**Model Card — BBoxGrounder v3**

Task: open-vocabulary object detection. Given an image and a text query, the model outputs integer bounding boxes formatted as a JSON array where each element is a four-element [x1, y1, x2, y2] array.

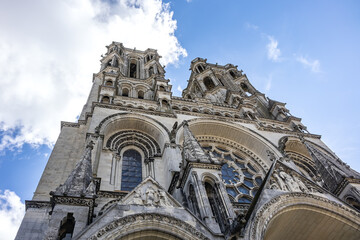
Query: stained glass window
[[226, 187, 237, 198], [237, 185, 250, 195], [203, 144, 264, 205], [221, 164, 239, 184], [121, 149, 142, 191]]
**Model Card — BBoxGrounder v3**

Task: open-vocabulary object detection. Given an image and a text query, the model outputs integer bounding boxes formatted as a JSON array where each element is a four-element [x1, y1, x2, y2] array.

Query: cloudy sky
[[0, 0, 359, 238]]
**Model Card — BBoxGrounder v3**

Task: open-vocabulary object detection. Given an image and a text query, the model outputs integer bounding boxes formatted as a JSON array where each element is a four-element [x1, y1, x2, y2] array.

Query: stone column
[[93, 136, 103, 176]]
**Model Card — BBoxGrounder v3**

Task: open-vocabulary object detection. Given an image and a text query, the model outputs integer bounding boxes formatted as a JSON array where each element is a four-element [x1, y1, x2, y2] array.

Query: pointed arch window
[[205, 182, 228, 233], [129, 62, 137, 78], [188, 184, 201, 218], [121, 149, 142, 191], [58, 213, 75, 240], [149, 66, 154, 76], [204, 77, 215, 90]]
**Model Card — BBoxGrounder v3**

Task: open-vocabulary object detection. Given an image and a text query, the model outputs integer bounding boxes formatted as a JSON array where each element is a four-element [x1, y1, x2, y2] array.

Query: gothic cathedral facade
[[16, 43, 360, 240]]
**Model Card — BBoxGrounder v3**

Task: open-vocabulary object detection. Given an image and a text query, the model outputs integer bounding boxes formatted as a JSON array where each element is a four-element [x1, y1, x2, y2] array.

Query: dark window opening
[[230, 71, 236, 79], [130, 63, 137, 78], [204, 77, 215, 90], [138, 90, 144, 99], [205, 182, 229, 233], [121, 149, 142, 191], [102, 96, 110, 104], [189, 184, 201, 218], [159, 86, 165, 91], [197, 64, 204, 73], [240, 83, 252, 96], [162, 100, 170, 109], [58, 213, 75, 240], [122, 88, 129, 97], [105, 80, 113, 86], [346, 196, 360, 211], [149, 67, 154, 76]]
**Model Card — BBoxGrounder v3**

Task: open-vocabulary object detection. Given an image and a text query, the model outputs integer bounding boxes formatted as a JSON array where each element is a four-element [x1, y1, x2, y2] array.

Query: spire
[[52, 141, 96, 198], [182, 121, 219, 164]]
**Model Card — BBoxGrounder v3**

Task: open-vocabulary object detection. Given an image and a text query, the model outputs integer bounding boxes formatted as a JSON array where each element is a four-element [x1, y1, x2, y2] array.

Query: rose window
[[203, 145, 264, 204]]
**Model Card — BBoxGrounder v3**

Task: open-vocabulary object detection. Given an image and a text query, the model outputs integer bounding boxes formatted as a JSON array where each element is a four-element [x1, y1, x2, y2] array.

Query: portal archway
[[250, 193, 360, 240]]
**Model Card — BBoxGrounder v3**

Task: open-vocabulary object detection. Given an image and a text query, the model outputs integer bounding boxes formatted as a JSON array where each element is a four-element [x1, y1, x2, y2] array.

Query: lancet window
[[205, 182, 228, 233], [188, 184, 201, 218], [121, 149, 142, 191], [129, 62, 137, 78]]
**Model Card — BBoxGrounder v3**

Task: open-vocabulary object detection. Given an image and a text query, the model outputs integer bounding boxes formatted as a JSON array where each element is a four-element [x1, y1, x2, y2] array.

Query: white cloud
[[0, 0, 187, 150], [0, 190, 25, 240], [177, 85, 183, 93], [296, 56, 320, 73], [245, 22, 259, 30], [266, 36, 281, 62]]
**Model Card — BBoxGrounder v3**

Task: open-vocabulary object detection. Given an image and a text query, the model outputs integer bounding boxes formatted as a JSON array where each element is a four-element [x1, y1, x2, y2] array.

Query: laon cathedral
[[16, 42, 360, 240]]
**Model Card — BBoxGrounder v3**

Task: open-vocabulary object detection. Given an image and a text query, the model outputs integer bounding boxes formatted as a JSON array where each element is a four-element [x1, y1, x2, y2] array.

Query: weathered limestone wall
[[33, 124, 89, 201]]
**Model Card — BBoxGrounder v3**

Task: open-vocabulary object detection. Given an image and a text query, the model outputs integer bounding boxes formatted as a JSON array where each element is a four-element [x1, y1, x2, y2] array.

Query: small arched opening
[[149, 66, 154, 76], [204, 77, 215, 90], [105, 80, 113, 86], [161, 100, 170, 110], [102, 96, 110, 104], [241, 83, 252, 96], [58, 213, 75, 240], [138, 90, 144, 99], [345, 196, 360, 211], [122, 88, 129, 97], [129, 62, 137, 78]]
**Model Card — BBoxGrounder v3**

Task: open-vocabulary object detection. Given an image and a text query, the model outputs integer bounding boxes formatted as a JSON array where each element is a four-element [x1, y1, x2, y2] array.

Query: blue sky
[[0, 0, 359, 238]]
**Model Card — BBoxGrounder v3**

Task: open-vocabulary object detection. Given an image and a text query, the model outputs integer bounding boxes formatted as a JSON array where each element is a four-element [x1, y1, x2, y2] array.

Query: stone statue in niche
[[293, 175, 309, 193], [271, 167, 315, 193], [269, 178, 280, 190], [273, 171, 287, 191], [278, 167, 299, 192]]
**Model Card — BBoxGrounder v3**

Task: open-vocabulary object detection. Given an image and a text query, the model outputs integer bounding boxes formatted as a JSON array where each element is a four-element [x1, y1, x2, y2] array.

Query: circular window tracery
[[202, 144, 264, 204]]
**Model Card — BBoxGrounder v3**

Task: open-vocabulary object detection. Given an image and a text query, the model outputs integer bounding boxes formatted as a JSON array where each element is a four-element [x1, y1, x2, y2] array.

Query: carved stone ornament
[[121, 176, 182, 208], [25, 200, 51, 210], [268, 162, 323, 194]]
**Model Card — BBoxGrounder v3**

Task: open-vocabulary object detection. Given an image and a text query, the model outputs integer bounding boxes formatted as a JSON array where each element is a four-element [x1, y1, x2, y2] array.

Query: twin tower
[[16, 42, 360, 240]]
